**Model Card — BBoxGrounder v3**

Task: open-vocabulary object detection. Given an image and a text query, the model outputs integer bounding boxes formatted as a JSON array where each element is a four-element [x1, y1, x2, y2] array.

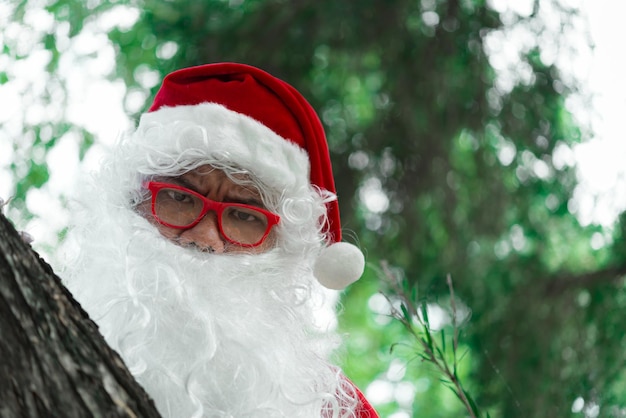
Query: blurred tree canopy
[[3, 0, 626, 416]]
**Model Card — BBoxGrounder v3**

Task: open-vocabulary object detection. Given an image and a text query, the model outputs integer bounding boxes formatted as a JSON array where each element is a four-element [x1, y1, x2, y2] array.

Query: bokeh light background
[[1, 0, 624, 260]]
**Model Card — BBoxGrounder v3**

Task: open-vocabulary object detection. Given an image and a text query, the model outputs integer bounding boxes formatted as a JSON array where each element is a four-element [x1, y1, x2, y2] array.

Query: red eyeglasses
[[144, 181, 280, 247]]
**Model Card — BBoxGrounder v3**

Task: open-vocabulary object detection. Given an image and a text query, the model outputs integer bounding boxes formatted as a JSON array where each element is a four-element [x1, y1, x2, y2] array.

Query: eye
[[225, 206, 269, 227], [232, 209, 262, 223], [166, 190, 193, 203]]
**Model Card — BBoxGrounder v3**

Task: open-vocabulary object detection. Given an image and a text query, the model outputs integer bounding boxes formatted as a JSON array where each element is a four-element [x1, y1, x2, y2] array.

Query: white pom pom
[[313, 242, 365, 290]]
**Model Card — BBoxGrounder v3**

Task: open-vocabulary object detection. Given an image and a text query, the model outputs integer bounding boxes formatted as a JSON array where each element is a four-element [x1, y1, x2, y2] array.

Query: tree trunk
[[0, 213, 161, 418]]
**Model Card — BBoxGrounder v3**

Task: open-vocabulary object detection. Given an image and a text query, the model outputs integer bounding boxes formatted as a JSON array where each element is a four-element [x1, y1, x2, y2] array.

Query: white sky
[[0, 0, 625, 257], [570, 1, 626, 226], [485, 0, 626, 227]]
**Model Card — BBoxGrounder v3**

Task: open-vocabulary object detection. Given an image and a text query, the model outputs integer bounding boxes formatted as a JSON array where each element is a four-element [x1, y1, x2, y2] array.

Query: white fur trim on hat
[[134, 102, 311, 194]]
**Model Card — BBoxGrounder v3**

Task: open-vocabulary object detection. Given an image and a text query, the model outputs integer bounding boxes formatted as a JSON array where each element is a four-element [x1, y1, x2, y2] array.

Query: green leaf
[[441, 327, 446, 354], [400, 303, 411, 324]]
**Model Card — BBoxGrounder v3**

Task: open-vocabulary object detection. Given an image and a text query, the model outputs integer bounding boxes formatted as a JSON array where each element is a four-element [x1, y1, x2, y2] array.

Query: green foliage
[[5, 0, 626, 416]]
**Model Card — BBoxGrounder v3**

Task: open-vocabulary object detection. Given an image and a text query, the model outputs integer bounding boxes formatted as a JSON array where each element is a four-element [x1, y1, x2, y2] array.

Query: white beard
[[60, 206, 358, 418]]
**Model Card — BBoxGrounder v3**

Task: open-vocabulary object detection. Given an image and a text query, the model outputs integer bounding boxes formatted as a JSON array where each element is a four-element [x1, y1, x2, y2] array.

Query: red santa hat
[[144, 62, 364, 290]]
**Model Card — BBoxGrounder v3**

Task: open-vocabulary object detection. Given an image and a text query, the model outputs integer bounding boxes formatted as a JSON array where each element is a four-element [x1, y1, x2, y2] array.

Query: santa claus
[[61, 63, 378, 417]]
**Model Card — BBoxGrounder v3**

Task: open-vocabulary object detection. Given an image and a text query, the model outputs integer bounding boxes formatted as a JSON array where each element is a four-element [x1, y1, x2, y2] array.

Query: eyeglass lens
[[154, 188, 270, 245]]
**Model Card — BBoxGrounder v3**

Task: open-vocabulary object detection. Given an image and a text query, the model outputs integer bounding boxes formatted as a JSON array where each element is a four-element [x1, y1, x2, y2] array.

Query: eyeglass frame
[[143, 181, 281, 248]]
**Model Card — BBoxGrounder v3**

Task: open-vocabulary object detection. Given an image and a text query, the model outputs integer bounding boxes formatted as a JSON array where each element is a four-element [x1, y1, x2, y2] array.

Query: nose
[[177, 212, 225, 253]]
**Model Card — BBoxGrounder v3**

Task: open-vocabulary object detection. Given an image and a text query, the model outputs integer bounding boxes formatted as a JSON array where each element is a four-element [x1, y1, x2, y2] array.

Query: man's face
[[137, 165, 277, 254]]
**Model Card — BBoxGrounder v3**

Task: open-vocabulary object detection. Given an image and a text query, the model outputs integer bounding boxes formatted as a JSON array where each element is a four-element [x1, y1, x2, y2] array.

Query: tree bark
[[0, 213, 161, 418], [545, 264, 626, 295]]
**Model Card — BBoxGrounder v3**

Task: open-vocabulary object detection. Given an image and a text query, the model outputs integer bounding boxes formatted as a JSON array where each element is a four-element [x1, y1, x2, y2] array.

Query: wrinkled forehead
[[165, 164, 250, 185], [160, 165, 265, 202]]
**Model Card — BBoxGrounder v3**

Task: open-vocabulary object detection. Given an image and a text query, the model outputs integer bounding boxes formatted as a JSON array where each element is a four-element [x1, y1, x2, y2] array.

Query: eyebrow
[[164, 176, 194, 189]]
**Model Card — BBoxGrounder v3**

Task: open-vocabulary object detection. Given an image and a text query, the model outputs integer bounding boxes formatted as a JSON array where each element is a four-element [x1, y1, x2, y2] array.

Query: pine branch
[[381, 261, 488, 418]]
